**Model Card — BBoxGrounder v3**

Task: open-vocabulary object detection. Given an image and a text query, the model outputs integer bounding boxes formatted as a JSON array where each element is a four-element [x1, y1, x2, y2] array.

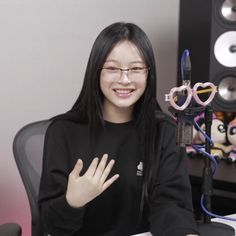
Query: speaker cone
[[221, 0, 236, 22], [218, 76, 236, 101], [214, 31, 236, 67]]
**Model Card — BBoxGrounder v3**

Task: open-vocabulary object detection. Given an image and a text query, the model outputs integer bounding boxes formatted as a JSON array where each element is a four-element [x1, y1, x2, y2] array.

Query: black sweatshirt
[[38, 114, 199, 236]]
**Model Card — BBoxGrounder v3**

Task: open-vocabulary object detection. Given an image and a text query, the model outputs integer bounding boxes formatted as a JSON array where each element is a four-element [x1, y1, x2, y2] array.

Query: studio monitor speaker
[[178, 0, 236, 112]]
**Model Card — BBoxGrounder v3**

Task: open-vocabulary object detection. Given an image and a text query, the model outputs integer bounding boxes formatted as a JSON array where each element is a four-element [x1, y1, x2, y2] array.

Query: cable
[[192, 144, 217, 174], [194, 119, 214, 147], [201, 195, 236, 222]]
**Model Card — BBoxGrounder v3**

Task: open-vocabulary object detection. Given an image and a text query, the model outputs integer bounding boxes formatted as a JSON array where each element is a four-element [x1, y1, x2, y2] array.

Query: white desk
[[131, 233, 152, 236], [131, 214, 236, 236], [212, 213, 236, 232]]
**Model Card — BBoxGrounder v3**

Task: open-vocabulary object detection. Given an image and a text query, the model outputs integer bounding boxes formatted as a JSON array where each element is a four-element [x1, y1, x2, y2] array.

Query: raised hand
[[66, 153, 119, 208]]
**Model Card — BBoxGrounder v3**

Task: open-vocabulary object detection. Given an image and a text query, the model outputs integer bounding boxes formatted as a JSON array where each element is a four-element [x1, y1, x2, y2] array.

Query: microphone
[[177, 51, 192, 105], [183, 53, 191, 85], [176, 51, 194, 147]]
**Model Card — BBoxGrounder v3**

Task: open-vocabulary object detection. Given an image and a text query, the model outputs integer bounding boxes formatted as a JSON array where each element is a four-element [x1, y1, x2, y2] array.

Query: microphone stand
[[197, 106, 235, 235], [168, 105, 235, 235]]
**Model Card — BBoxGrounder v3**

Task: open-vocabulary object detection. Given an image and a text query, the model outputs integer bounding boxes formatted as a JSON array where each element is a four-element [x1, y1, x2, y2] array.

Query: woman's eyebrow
[[104, 59, 145, 64], [104, 59, 117, 63]]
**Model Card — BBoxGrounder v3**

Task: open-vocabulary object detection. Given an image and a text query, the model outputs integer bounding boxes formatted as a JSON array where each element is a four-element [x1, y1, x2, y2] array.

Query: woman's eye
[[106, 67, 119, 71], [131, 67, 142, 71]]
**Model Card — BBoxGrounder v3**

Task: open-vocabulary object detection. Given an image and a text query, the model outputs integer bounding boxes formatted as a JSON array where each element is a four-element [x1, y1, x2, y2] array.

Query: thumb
[[70, 159, 83, 179]]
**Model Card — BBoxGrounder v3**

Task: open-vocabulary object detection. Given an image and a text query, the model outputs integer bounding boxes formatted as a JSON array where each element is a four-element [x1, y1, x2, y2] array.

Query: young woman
[[38, 22, 199, 236]]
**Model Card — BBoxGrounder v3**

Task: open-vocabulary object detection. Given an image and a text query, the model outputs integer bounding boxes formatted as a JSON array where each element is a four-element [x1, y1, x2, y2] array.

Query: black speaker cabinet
[[178, 0, 236, 112]]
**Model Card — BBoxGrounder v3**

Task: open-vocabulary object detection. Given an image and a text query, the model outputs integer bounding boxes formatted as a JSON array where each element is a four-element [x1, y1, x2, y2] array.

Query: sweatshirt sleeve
[[38, 120, 85, 236], [149, 121, 199, 236]]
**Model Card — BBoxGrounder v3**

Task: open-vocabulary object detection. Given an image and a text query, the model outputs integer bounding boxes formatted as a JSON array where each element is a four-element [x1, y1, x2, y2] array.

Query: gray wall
[[0, 1, 179, 235]]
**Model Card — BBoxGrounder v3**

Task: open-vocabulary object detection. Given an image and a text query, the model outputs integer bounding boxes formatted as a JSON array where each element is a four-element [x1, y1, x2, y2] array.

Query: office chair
[[13, 120, 51, 236], [0, 223, 22, 236]]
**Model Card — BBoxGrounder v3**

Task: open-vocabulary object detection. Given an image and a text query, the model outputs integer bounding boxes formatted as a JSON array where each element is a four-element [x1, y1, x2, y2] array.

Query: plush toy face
[[227, 119, 236, 145], [199, 119, 226, 144]]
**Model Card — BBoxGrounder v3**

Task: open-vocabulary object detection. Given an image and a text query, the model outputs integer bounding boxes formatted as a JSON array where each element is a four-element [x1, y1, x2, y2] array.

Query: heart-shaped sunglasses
[[165, 82, 217, 111]]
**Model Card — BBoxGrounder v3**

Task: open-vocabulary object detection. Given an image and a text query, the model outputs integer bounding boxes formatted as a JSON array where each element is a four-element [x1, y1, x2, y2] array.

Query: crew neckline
[[104, 120, 134, 127]]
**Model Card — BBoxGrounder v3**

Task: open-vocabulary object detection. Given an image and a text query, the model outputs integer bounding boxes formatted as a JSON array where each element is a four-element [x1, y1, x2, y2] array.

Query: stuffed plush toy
[[198, 117, 229, 161], [226, 117, 236, 163]]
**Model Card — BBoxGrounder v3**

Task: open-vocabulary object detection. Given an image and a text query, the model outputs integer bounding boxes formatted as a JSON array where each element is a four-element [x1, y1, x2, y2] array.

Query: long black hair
[[56, 22, 162, 207]]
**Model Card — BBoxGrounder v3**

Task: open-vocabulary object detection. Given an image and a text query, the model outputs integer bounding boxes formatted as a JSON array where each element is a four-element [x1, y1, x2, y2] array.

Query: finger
[[100, 159, 115, 184], [84, 157, 99, 177], [93, 154, 108, 180], [102, 174, 119, 192], [69, 159, 83, 179]]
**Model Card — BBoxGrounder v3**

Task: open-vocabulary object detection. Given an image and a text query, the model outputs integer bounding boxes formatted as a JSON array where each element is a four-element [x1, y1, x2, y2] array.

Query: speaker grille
[[214, 31, 236, 67], [218, 76, 236, 101], [221, 0, 236, 22]]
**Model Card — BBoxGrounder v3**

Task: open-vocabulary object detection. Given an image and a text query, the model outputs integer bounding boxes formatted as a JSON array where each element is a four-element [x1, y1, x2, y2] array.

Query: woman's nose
[[118, 70, 131, 84]]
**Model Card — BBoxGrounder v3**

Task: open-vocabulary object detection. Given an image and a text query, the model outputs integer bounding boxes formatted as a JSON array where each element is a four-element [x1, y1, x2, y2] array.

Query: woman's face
[[100, 40, 148, 120]]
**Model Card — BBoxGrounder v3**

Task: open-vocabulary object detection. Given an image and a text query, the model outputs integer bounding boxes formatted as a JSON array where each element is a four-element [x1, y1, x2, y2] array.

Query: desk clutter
[[186, 111, 236, 164]]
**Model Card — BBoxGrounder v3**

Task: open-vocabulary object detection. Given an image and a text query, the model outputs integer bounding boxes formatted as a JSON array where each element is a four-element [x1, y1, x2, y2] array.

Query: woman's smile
[[113, 88, 135, 98]]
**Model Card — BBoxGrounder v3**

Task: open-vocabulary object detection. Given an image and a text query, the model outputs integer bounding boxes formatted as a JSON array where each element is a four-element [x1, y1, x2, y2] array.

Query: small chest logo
[[136, 161, 143, 176]]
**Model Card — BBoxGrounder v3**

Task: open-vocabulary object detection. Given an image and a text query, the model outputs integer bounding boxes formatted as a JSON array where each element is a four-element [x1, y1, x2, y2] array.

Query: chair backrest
[[0, 223, 22, 236], [13, 120, 51, 236]]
